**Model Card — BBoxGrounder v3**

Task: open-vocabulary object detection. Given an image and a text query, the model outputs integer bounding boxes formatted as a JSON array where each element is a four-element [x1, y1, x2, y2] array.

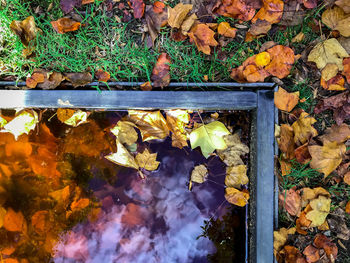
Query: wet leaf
[[4, 208, 25, 232], [49, 186, 71, 208], [95, 69, 110, 82], [135, 149, 160, 171], [167, 3, 193, 28], [217, 133, 249, 166], [224, 188, 249, 206], [214, 0, 256, 21], [10, 16, 40, 47], [51, 18, 81, 34], [64, 72, 92, 87], [309, 141, 346, 176], [1, 110, 39, 140], [71, 198, 90, 211], [151, 53, 171, 87], [291, 112, 317, 145], [105, 140, 139, 170], [190, 121, 230, 158], [274, 87, 299, 112], [166, 109, 189, 149], [190, 164, 208, 184], [308, 38, 348, 71], [218, 22, 237, 38], [26, 72, 45, 89], [306, 195, 331, 226], [128, 110, 169, 141], [188, 24, 218, 55], [31, 210, 51, 234], [57, 109, 88, 127], [111, 121, 138, 146], [279, 188, 302, 216], [265, 45, 295, 79], [225, 165, 248, 188], [129, 0, 145, 18]]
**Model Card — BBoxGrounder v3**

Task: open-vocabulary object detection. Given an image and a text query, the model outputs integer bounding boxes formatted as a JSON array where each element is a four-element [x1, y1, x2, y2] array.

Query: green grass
[[289, 79, 316, 112]]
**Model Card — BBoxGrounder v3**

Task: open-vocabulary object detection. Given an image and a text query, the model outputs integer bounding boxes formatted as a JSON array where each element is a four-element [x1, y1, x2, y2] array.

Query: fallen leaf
[[309, 141, 346, 176], [252, 0, 284, 24], [303, 245, 320, 263], [181, 13, 197, 34], [308, 38, 348, 71], [140, 81, 152, 91], [296, 206, 312, 235], [225, 188, 249, 206], [320, 123, 350, 143], [145, 5, 168, 46], [189, 121, 231, 158], [71, 198, 90, 211], [321, 63, 339, 81], [188, 23, 218, 55], [336, 0, 350, 13], [26, 72, 45, 89], [167, 3, 193, 28], [306, 195, 331, 226], [292, 112, 317, 146], [190, 164, 208, 184], [166, 109, 189, 149], [111, 121, 138, 146], [303, 0, 317, 9], [214, 0, 256, 21], [135, 149, 160, 171], [57, 109, 88, 127], [295, 143, 311, 164], [277, 124, 295, 159], [1, 110, 38, 140], [301, 187, 330, 207], [4, 208, 25, 232], [105, 140, 139, 169], [280, 246, 307, 263], [279, 188, 302, 216], [265, 45, 295, 79], [60, 0, 81, 13], [36, 70, 64, 90], [218, 22, 237, 38], [321, 75, 345, 91], [225, 165, 248, 188], [217, 133, 250, 166], [346, 200, 350, 214], [0, 116, 7, 128], [129, 0, 145, 18], [64, 72, 92, 87], [292, 32, 305, 43], [343, 57, 350, 83], [273, 227, 296, 253], [10, 16, 39, 47], [151, 53, 171, 87], [274, 87, 299, 112], [242, 64, 269, 82], [0, 206, 6, 228], [153, 1, 165, 13], [95, 69, 110, 82], [313, 234, 338, 262], [51, 18, 81, 34], [322, 6, 350, 37], [31, 210, 51, 234], [128, 110, 169, 141], [255, 51, 271, 67], [245, 19, 272, 40]]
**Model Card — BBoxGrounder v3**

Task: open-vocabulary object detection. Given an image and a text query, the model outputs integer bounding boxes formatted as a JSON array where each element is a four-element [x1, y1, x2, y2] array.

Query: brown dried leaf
[[278, 124, 295, 159], [151, 53, 171, 87], [135, 148, 160, 171], [252, 0, 284, 24], [274, 87, 299, 112], [167, 3, 193, 28], [292, 112, 317, 145], [51, 18, 81, 34], [36, 70, 64, 90], [320, 123, 350, 144], [321, 74, 346, 91], [303, 245, 320, 263], [95, 69, 110, 82], [129, 0, 145, 19], [336, 0, 350, 13], [225, 165, 248, 188], [214, 0, 256, 21], [64, 72, 92, 87], [295, 143, 311, 164], [280, 245, 307, 263], [26, 72, 45, 89], [145, 5, 168, 46], [188, 23, 218, 55], [313, 234, 338, 262], [279, 188, 302, 216], [10, 16, 40, 47], [218, 22, 237, 38]]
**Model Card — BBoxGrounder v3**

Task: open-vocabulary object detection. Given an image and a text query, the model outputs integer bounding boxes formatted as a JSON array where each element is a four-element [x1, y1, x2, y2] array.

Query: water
[[0, 110, 248, 263]]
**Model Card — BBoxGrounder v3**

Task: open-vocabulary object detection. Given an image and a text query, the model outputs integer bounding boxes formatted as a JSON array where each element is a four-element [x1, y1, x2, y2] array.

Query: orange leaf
[[31, 210, 51, 234], [151, 53, 171, 87], [26, 72, 45, 89], [140, 81, 152, 91], [218, 22, 237, 38], [344, 172, 350, 185], [274, 87, 299, 112], [303, 0, 317, 8], [242, 64, 269, 82], [51, 18, 81, 34], [214, 0, 256, 21], [278, 124, 295, 159], [313, 234, 338, 262], [95, 69, 110, 82], [225, 188, 249, 206], [279, 188, 301, 216], [292, 112, 317, 145], [128, 0, 145, 19], [71, 198, 90, 211], [303, 245, 320, 263], [321, 74, 345, 90], [4, 208, 25, 232], [342, 57, 350, 83], [188, 24, 218, 55], [3, 259, 19, 263], [265, 45, 295, 79], [153, 1, 165, 13], [281, 246, 307, 263], [295, 143, 311, 164], [345, 200, 350, 214], [5, 141, 32, 158], [252, 0, 284, 24]]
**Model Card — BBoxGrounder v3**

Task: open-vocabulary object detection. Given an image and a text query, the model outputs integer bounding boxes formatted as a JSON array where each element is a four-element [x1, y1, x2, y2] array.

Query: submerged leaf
[[57, 109, 88, 127], [217, 133, 250, 166], [190, 121, 230, 158], [4, 208, 25, 232], [1, 111, 38, 140]]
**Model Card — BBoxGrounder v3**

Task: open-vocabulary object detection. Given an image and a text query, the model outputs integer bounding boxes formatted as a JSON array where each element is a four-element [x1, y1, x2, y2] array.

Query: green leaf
[[189, 121, 230, 158]]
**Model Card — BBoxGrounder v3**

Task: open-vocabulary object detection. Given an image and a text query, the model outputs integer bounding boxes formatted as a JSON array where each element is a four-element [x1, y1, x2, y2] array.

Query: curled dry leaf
[[303, 245, 320, 263], [214, 0, 256, 21], [95, 69, 110, 82], [128, 110, 169, 141], [111, 121, 138, 146], [166, 109, 189, 149], [190, 164, 208, 184], [292, 112, 317, 146], [64, 72, 92, 87], [167, 3, 193, 28], [274, 87, 299, 112], [189, 121, 230, 158], [4, 208, 25, 232], [225, 165, 248, 188], [57, 109, 88, 127], [181, 13, 197, 35], [306, 195, 331, 227], [309, 141, 346, 176], [129, 0, 145, 19], [1, 110, 38, 140], [225, 188, 249, 206], [51, 18, 81, 34], [26, 72, 45, 89], [135, 149, 160, 171], [320, 123, 350, 144], [35, 70, 64, 90], [188, 24, 218, 55], [279, 188, 302, 216], [151, 53, 171, 87], [218, 22, 237, 38], [308, 38, 348, 71], [10, 16, 40, 47]]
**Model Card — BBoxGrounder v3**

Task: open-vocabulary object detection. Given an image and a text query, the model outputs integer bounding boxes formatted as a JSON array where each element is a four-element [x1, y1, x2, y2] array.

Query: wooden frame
[[0, 89, 276, 263]]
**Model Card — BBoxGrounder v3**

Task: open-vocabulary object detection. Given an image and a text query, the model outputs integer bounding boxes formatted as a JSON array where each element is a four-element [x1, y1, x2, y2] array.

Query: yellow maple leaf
[[166, 110, 189, 149], [105, 140, 139, 170], [291, 112, 318, 145], [306, 195, 331, 227], [111, 121, 138, 146], [225, 165, 248, 188], [1, 110, 38, 140], [225, 187, 249, 207], [135, 149, 160, 171]]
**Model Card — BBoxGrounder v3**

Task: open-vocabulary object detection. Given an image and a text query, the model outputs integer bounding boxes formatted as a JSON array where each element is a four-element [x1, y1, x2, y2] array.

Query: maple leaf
[[57, 109, 88, 127], [111, 121, 138, 146], [151, 53, 171, 87], [189, 164, 208, 190], [291, 112, 317, 145], [189, 121, 230, 158], [51, 18, 81, 34], [225, 187, 249, 206], [166, 109, 189, 149], [167, 3, 193, 28], [128, 110, 169, 141], [274, 87, 299, 112], [1, 110, 39, 140], [225, 165, 248, 188], [135, 148, 160, 171], [105, 140, 139, 170], [309, 141, 346, 176], [308, 38, 348, 71], [188, 24, 218, 55]]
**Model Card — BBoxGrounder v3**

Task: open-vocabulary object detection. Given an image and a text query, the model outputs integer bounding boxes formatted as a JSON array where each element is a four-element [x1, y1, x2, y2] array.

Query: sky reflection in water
[[53, 139, 229, 263]]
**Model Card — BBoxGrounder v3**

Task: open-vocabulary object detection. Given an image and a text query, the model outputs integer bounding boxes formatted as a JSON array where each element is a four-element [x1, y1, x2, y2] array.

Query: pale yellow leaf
[[225, 165, 248, 188], [111, 121, 138, 145], [135, 148, 160, 171], [1, 110, 38, 140], [105, 140, 139, 169], [190, 164, 208, 184]]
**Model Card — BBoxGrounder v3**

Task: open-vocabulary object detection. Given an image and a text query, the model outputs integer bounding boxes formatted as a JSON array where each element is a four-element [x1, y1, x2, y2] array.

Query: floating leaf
[[31, 210, 51, 234], [71, 198, 90, 211], [111, 121, 138, 146], [57, 109, 88, 127], [128, 110, 169, 141], [135, 149, 160, 171], [217, 133, 249, 166], [225, 165, 248, 188], [1, 110, 39, 140], [274, 87, 299, 112], [190, 121, 230, 158], [0, 206, 6, 228], [105, 140, 139, 170], [190, 164, 208, 184], [51, 18, 81, 34], [166, 109, 189, 149], [225, 188, 249, 206]]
